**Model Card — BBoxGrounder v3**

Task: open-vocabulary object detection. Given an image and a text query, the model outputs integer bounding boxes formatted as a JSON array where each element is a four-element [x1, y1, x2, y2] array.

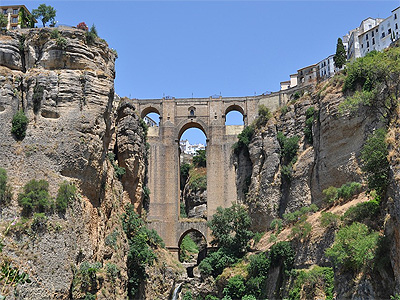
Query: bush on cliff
[[56, 181, 76, 213], [18, 179, 52, 216], [11, 110, 28, 141], [121, 204, 164, 298], [0, 168, 13, 205]]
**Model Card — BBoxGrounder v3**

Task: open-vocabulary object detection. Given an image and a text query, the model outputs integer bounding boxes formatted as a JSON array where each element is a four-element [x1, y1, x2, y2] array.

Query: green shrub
[[254, 104, 272, 128], [121, 204, 162, 298], [56, 36, 67, 49], [199, 249, 237, 278], [180, 235, 199, 262], [342, 200, 380, 225], [32, 83, 44, 114], [180, 202, 187, 218], [289, 266, 334, 300], [277, 132, 300, 164], [270, 218, 283, 234], [248, 252, 270, 279], [320, 212, 340, 228], [0, 168, 13, 205], [253, 231, 264, 244], [56, 181, 76, 213], [291, 216, 312, 240], [107, 152, 126, 180], [323, 186, 338, 204], [183, 291, 193, 300], [361, 129, 389, 195], [31, 212, 47, 232], [304, 107, 315, 144], [50, 28, 59, 39], [269, 241, 294, 272], [105, 230, 119, 248], [325, 222, 379, 271], [84, 293, 96, 300], [106, 263, 120, 283], [208, 203, 253, 257], [85, 24, 98, 44], [223, 275, 246, 300], [188, 169, 207, 191], [233, 125, 255, 155], [283, 204, 318, 224], [193, 149, 206, 168], [323, 182, 362, 204], [18, 179, 52, 216], [280, 105, 289, 115], [76, 261, 102, 293], [11, 110, 28, 140]]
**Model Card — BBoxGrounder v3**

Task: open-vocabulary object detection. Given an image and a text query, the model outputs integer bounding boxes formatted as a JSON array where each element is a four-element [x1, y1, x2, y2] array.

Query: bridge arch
[[140, 105, 162, 119], [177, 119, 208, 141], [224, 104, 245, 116], [178, 228, 208, 265]]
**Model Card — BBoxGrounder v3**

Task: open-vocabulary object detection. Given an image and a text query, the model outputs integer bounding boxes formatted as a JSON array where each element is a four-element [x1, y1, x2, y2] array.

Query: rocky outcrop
[[182, 168, 207, 219], [0, 27, 145, 299]]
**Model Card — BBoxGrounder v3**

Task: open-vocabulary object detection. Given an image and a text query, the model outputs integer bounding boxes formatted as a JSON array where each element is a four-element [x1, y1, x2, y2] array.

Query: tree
[[193, 149, 206, 168], [208, 203, 253, 256], [0, 12, 7, 29], [333, 38, 346, 69], [32, 4, 56, 27]]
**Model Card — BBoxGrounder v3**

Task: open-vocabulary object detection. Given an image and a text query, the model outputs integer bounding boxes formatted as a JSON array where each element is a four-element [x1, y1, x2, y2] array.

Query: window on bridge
[[178, 230, 207, 276], [179, 127, 207, 220]]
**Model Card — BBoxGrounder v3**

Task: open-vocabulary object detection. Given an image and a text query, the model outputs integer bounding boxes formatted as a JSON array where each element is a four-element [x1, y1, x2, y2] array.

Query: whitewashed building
[[180, 140, 206, 155], [318, 55, 335, 79], [346, 18, 384, 61], [359, 7, 400, 57]]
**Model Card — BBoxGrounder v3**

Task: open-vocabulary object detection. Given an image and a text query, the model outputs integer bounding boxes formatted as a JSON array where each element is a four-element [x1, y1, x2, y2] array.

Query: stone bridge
[[132, 92, 291, 253]]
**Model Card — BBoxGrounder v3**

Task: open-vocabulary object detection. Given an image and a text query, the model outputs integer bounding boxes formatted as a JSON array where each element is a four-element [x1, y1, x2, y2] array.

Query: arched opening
[[225, 105, 245, 135], [178, 124, 207, 220], [178, 229, 207, 277], [141, 107, 161, 136]]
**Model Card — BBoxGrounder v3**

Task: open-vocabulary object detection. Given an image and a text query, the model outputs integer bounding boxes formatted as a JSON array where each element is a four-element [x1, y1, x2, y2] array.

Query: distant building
[[297, 64, 318, 86], [144, 115, 157, 127], [180, 140, 206, 155], [318, 55, 335, 80], [344, 17, 384, 61], [0, 5, 36, 30]]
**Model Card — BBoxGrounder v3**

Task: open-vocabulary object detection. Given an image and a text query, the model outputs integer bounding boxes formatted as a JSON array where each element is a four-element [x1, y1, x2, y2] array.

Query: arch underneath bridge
[[132, 94, 284, 250]]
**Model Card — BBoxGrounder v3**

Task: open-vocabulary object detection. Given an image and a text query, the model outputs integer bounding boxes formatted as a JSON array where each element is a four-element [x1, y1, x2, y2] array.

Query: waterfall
[[171, 282, 183, 300]]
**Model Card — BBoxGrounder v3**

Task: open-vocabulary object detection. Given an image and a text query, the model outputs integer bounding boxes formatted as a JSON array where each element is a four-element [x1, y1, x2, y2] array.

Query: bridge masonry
[[132, 90, 297, 251]]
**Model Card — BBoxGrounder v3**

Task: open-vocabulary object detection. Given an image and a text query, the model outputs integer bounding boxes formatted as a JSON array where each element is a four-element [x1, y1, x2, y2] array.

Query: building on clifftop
[[0, 5, 36, 30]]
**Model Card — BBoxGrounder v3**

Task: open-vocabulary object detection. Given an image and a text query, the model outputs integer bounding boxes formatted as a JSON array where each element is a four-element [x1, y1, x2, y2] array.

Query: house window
[[367, 41, 370, 47], [388, 28, 392, 35], [396, 13, 398, 20], [396, 23, 398, 30], [366, 34, 368, 40], [12, 17, 18, 23], [361, 44, 364, 48], [372, 38, 375, 45], [3, 9, 7, 15], [372, 31, 374, 37], [382, 32, 386, 38], [12, 26, 17, 29], [13, 9, 18, 14], [189, 109, 195, 116], [376, 28, 379, 32]]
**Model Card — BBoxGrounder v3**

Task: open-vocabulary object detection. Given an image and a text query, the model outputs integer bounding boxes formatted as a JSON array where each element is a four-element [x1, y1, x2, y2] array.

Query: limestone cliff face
[[0, 27, 146, 299], [244, 82, 376, 232], [236, 78, 397, 299]]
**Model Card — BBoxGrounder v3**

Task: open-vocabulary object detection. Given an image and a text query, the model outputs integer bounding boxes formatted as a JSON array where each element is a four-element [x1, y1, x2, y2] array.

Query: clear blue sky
[[4, 0, 400, 144]]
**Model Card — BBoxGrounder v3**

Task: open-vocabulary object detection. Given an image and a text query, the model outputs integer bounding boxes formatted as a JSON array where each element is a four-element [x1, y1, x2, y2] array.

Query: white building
[[345, 18, 384, 61], [180, 140, 206, 155], [318, 55, 335, 80], [144, 115, 157, 127], [359, 7, 400, 57]]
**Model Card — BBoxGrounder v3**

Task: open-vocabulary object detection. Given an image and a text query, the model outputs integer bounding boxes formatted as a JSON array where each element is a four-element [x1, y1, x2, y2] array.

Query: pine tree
[[334, 38, 346, 69]]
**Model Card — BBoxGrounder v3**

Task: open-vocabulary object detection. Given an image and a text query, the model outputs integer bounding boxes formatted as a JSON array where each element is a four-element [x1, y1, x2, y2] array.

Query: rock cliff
[[0, 27, 150, 299]]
